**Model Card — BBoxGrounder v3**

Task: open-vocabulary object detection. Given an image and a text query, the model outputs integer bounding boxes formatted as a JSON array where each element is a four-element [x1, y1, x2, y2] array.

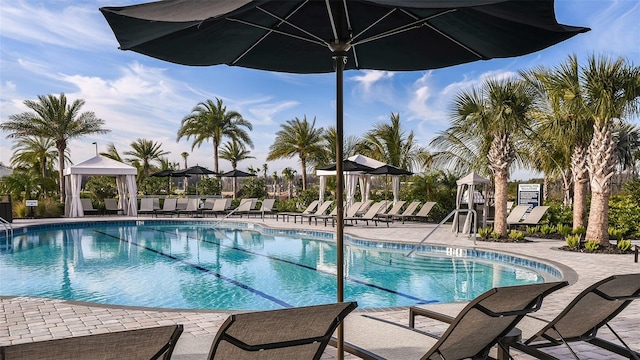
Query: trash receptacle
[[0, 194, 13, 223]]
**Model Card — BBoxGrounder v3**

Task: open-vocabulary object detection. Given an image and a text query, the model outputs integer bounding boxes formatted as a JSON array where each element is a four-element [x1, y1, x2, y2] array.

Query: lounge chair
[[313, 203, 339, 226], [409, 201, 437, 222], [249, 198, 276, 218], [207, 302, 357, 360], [103, 198, 123, 215], [176, 198, 188, 211], [376, 200, 406, 221], [506, 205, 531, 227], [201, 198, 231, 217], [0, 324, 183, 360], [511, 273, 640, 360], [199, 198, 217, 213], [340, 281, 567, 360], [138, 198, 157, 217], [277, 200, 319, 222], [355, 199, 374, 216], [294, 200, 333, 224], [517, 205, 550, 226], [176, 198, 200, 217], [324, 201, 363, 227], [391, 201, 421, 224], [155, 198, 177, 217], [80, 198, 99, 216], [344, 202, 391, 227], [227, 198, 255, 217]]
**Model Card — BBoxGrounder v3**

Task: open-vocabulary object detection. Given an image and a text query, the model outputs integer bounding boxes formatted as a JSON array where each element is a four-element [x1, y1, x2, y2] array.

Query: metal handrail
[[405, 208, 477, 257], [209, 206, 241, 228], [0, 216, 13, 249]]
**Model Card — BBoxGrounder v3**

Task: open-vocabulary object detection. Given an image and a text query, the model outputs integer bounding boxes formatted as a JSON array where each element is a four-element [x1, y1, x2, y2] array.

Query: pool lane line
[[151, 227, 437, 305], [93, 229, 293, 308]]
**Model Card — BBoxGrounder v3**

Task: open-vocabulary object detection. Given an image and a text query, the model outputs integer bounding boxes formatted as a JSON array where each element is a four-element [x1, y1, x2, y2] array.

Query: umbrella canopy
[[219, 169, 256, 178], [181, 165, 217, 175], [150, 169, 191, 178], [100, 2, 588, 356], [318, 160, 374, 172], [368, 164, 413, 176]]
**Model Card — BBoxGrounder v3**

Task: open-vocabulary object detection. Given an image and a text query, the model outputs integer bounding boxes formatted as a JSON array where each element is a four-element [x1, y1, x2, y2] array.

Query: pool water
[[0, 223, 548, 310]]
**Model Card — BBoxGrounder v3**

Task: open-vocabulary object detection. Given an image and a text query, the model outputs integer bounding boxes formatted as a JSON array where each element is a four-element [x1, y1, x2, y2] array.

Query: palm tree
[[177, 98, 253, 173], [0, 93, 109, 201], [219, 139, 255, 197], [442, 78, 536, 236], [313, 126, 360, 166], [100, 143, 124, 162], [282, 167, 296, 199], [521, 55, 593, 230], [10, 136, 63, 178], [123, 138, 169, 180], [267, 116, 325, 191], [356, 113, 429, 171], [582, 55, 640, 246]]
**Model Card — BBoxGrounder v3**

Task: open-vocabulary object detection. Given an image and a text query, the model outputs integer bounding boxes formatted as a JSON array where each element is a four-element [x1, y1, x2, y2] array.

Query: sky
[[1, 0, 639, 180]]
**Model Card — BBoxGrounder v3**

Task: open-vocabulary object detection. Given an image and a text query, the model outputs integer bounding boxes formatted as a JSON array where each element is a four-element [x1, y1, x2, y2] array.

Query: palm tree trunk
[[562, 168, 572, 207], [571, 144, 589, 230], [213, 142, 219, 173], [300, 157, 307, 191], [488, 133, 514, 237], [57, 144, 65, 202], [586, 123, 616, 246]]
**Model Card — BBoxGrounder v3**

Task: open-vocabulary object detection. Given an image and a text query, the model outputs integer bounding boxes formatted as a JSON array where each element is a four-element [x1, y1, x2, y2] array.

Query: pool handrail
[[405, 208, 477, 257]]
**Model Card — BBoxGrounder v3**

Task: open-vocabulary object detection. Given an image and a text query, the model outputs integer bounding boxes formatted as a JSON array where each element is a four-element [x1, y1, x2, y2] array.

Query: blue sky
[[1, 0, 639, 179]]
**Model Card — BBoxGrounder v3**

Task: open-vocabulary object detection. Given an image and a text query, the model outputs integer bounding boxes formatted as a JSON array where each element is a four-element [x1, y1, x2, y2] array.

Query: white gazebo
[[452, 172, 490, 234], [316, 154, 386, 207], [64, 155, 138, 217]]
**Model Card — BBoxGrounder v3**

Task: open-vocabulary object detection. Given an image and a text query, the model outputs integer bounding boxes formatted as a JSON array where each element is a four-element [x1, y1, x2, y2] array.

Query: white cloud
[[246, 101, 299, 125]]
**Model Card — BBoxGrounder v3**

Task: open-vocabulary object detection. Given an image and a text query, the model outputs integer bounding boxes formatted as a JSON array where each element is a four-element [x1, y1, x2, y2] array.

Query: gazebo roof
[[64, 155, 137, 176]]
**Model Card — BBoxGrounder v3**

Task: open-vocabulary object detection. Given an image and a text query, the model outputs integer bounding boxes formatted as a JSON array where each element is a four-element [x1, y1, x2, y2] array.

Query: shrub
[[508, 230, 525, 241], [565, 234, 581, 249], [617, 239, 632, 252], [478, 227, 492, 238], [608, 228, 625, 241], [544, 201, 572, 226], [584, 240, 600, 252], [608, 195, 640, 239], [525, 226, 540, 234], [490, 231, 501, 239], [572, 226, 586, 236], [557, 223, 573, 237], [540, 224, 556, 235]]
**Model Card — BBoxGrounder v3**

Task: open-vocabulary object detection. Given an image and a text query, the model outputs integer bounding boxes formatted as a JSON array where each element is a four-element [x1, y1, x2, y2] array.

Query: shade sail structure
[[100, 2, 588, 356], [63, 156, 138, 217]]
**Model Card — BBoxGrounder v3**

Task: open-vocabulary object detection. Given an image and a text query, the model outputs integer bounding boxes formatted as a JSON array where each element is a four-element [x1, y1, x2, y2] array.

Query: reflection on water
[[0, 224, 545, 310]]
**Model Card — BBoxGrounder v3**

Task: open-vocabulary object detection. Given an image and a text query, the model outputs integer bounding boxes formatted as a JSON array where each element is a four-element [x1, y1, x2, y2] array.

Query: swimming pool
[[0, 221, 560, 310]]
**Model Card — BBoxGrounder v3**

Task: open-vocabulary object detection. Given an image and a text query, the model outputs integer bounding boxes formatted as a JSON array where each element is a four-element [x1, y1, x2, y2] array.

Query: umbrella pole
[[334, 50, 346, 360]]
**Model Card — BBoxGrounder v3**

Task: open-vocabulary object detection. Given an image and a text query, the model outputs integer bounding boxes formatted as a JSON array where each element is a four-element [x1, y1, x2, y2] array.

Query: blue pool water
[[0, 221, 558, 310]]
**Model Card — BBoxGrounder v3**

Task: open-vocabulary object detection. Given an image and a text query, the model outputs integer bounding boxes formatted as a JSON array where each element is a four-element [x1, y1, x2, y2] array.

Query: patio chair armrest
[[409, 306, 455, 328]]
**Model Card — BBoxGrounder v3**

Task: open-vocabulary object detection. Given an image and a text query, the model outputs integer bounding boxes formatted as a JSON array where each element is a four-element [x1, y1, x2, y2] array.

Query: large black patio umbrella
[[150, 169, 190, 193], [100, 1, 588, 355], [368, 164, 413, 202], [219, 169, 256, 199], [318, 159, 374, 172]]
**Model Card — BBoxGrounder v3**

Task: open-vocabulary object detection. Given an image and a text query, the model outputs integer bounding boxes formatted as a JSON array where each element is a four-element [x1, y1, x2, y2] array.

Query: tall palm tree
[[314, 126, 361, 166], [443, 78, 536, 236], [0, 93, 109, 201], [181, 152, 189, 169], [123, 138, 169, 181], [521, 55, 593, 230], [282, 167, 297, 199], [219, 139, 255, 197], [177, 98, 253, 173], [356, 113, 428, 171], [10, 136, 63, 177], [267, 116, 325, 191], [582, 55, 640, 246]]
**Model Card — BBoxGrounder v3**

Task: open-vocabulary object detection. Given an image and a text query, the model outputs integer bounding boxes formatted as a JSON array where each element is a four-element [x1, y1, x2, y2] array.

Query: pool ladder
[[405, 208, 477, 257], [0, 216, 13, 252]]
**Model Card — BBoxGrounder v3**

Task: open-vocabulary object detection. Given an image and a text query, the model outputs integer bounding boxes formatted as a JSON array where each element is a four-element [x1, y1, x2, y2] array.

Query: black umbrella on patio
[[318, 160, 374, 172], [181, 165, 217, 176], [368, 165, 413, 202], [100, 2, 588, 355], [150, 169, 191, 193], [219, 169, 256, 199]]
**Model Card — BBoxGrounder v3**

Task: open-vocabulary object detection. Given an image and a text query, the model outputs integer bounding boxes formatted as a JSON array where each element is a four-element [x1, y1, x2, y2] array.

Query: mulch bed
[[557, 245, 636, 255], [476, 233, 637, 255]]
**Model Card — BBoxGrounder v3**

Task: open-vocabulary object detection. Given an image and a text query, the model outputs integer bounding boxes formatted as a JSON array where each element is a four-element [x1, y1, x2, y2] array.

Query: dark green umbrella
[[100, 2, 588, 355]]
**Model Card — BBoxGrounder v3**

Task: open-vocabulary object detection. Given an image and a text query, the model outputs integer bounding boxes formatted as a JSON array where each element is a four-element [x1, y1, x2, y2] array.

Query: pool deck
[[2, 215, 639, 359]]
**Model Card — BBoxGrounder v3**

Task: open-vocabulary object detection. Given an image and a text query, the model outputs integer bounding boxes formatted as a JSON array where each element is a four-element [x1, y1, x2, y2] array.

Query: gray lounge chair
[[512, 273, 640, 360], [518, 205, 550, 226], [391, 201, 421, 224], [409, 201, 437, 222], [137, 198, 157, 217], [207, 302, 357, 360], [156, 198, 177, 217], [248, 198, 276, 218], [341, 281, 567, 360], [277, 200, 319, 222], [201, 198, 231, 217], [344, 202, 391, 226], [103, 198, 122, 215], [375, 200, 406, 221], [0, 324, 183, 360], [295, 200, 333, 224], [176, 198, 200, 217], [506, 205, 531, 226], [80, 198, 99, 216]]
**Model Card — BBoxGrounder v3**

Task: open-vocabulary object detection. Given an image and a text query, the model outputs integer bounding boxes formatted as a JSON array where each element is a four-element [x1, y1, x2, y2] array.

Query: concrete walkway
[[1, 216, 639, 359]]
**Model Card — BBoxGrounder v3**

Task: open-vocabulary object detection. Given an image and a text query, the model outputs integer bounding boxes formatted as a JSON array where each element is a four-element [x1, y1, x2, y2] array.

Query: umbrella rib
[[350, 8, 397, 44], [226, 17, 327, 49]]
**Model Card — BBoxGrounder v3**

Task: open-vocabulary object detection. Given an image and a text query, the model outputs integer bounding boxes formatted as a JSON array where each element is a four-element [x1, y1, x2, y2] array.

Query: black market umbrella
[[181, 165, 217, 175], [219, 169, 256, 199], [368, 165, 413, 202], [318, 160, 374, 172], [100, 2, 588, 355], [150, 169, 191, 193]]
